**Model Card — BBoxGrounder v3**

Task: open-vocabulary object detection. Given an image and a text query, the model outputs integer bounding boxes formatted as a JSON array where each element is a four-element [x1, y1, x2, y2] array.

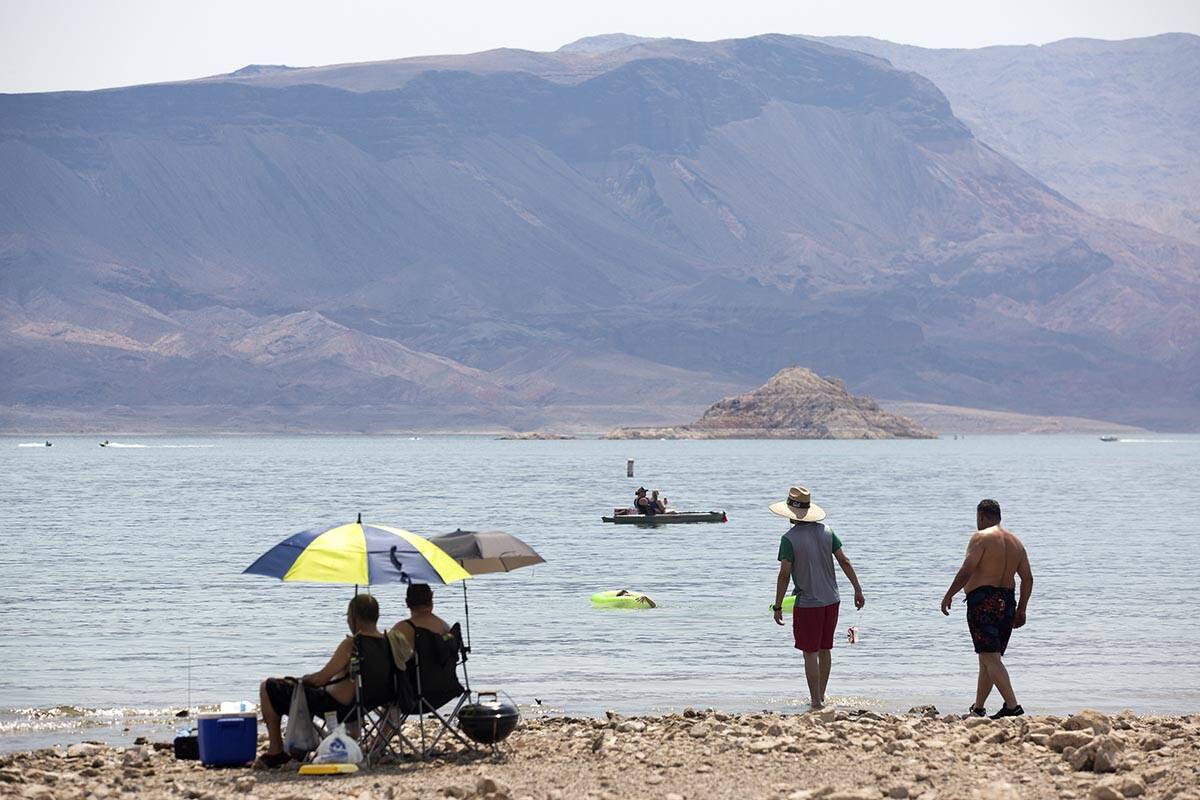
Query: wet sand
[[2, 708, 1198, 800]]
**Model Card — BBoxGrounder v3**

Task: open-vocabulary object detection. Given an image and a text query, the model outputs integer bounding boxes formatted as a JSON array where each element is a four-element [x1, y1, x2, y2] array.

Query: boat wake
[[16, 443, 49, 448], [104, 443, 215, 449]]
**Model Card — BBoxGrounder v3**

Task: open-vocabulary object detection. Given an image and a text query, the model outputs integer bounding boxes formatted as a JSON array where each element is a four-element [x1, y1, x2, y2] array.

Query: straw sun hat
[[769, 485, 826, 523]]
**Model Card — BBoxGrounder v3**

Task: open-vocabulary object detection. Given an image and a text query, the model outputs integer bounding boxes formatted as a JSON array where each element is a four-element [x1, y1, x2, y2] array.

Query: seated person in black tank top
[[391, 583, 451, 650], [257, 594, 389, 767], [391, 583, 466, 710]]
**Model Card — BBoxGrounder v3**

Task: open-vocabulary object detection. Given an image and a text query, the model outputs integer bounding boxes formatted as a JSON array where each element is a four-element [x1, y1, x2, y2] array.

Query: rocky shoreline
[[2, 708, 1197, 800]]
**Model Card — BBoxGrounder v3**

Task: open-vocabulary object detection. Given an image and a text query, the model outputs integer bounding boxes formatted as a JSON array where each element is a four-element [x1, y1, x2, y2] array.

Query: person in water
[[615, 589, 657, 608], [940, 499, 1033, 719], [771, 485, 865, 709], [256, 594, 390, 767]]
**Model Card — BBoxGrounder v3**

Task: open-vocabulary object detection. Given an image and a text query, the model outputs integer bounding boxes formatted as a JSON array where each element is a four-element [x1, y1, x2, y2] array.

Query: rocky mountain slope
[[1, 34, 1197, 431], [820, 33, 1200, 244], [606, 367, 935, 439]]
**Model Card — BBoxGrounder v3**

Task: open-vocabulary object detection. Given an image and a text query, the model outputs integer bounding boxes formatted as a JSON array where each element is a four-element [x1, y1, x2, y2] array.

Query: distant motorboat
[[1099, 436, 1119, 442], [44, 441, 52, 447], [99, 440, 110, 447]]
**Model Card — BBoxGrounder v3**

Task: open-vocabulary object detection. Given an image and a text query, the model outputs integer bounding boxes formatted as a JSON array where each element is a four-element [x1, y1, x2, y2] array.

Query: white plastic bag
[[313, 723, 363, 764], [283, 683, 320, 755]]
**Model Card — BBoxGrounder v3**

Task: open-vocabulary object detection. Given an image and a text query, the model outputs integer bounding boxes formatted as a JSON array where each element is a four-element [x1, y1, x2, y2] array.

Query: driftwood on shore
[[3, 707, 1197, 800]]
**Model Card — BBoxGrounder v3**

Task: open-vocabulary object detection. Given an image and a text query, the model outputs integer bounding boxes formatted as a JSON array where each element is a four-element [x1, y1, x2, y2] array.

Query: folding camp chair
[[343, 632, 416, 766], [352, 621, 477, 762], [353, 620, 474, 759], [407, 621, 477, 756]]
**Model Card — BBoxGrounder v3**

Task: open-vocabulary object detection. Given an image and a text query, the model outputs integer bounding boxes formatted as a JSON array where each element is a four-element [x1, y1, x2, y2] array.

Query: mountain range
[[818, 34, 1200, 245], [1, 33, 1197, 431]]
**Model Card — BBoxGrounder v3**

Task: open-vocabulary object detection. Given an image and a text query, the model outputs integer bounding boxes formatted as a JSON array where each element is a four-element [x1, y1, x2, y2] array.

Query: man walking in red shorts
[[772, 486, 866, 709]]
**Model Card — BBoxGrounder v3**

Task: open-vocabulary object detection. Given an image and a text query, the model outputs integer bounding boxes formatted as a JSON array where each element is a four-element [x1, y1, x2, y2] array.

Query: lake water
[[2, 434, 1198, 752]]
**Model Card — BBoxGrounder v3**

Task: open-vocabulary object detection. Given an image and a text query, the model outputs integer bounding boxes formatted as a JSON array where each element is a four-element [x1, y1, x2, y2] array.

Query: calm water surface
[[1, 434, 1198, 751]]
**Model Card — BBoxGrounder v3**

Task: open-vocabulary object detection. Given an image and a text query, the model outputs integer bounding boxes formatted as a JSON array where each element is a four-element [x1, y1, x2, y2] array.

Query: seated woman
[[391, 583, 450, 647], [257, 593, 388, 767]]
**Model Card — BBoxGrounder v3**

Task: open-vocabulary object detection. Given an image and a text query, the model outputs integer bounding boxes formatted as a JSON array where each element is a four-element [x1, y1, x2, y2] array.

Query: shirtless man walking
[[941, 499, 1032, 719]]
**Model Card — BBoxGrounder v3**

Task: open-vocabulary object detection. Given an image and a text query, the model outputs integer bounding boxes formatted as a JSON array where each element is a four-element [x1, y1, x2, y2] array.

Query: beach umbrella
[[428, 529, 545, 652], [243, 514, 470, 587], [428, 529, 546, 575]]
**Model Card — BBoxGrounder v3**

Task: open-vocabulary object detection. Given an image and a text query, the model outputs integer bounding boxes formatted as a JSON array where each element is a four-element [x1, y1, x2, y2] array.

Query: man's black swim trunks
[[264, 677, 353, 722], [966, 585, 1016, 654]]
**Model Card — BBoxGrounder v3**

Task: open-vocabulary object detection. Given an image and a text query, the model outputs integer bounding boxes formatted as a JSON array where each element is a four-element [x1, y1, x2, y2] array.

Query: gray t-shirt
[[778, 522, 842, 608]]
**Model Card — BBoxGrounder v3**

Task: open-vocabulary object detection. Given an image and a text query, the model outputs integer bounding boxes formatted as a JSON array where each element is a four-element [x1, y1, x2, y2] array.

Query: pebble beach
[[4, 708, 1198, 800]]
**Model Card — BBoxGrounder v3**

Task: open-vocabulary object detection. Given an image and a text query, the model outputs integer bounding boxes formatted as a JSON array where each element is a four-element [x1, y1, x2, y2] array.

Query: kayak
[[591, 590, 656, 609], [602, 511, 727, 525]]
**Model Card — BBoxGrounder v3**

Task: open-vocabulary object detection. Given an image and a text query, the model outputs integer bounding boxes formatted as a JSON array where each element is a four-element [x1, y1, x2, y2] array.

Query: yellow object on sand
[[298, 763, 359, 775]]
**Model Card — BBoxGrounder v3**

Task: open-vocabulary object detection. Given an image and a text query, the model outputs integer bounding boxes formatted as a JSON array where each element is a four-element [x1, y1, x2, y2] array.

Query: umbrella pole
[[460, 581, 472, 693], [462, 582, 472, 653], [354, 515, 363, 599]]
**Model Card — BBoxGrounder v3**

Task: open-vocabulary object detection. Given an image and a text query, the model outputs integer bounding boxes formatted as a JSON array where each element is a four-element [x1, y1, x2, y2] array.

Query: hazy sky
[[2, 0, 1198, 93]]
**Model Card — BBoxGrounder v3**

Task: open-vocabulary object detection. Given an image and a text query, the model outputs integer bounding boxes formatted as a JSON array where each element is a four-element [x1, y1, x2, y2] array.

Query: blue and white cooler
[[197, 711, 258, 766]]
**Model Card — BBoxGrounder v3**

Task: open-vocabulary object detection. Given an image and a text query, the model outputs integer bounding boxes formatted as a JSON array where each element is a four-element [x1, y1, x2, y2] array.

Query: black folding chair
[[344, 632, 415, 766], [395, 621, 476, 757]]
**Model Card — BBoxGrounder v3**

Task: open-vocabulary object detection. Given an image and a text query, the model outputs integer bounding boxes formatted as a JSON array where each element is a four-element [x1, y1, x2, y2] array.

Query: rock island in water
[[606, 367, 936, 440]]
